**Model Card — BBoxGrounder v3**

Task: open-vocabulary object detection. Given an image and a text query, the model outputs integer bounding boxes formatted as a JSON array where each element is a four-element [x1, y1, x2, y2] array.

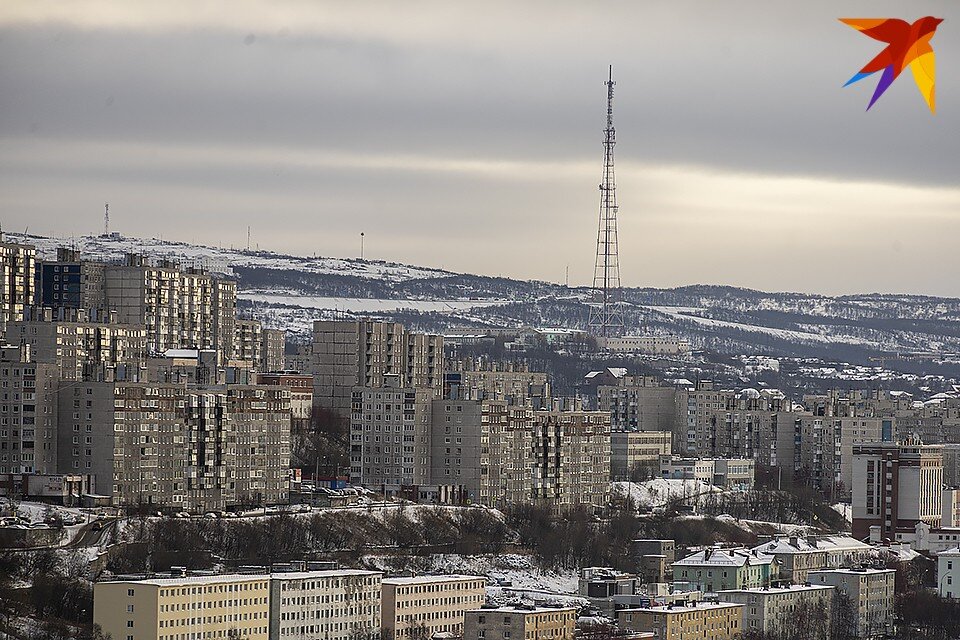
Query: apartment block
[[600, 335, 690, 355], [257, 372, 313, 433], [617, 602, 744, 640], [673, 547, 778, 592], [36, 247, 106, 312], [0, 239, 36, 327], [380, 575, 485, 640], [595, 375, 678, 432], [0, 345, 59, 475], [610, 430, 672, 480], [93, 574, 270, 640], [103, 254, 236, 359], [444, 364, 550, 406], [797, 415, 887, 500], [463, 605, 576, 640], [851, 440, 944, 539], [270, 569, 382, 640], [530, 408, 611, 509], [750, 535, 872, 583], [349, 385, 435, 490], [6, 307, 146, 381], [311, 320, 442, 416], [58, 381, 291, 510], [808, 569, 895, 639], [717, 584, 834, 639], [261, 328, 286, 373], [430, 398, 485, 502]]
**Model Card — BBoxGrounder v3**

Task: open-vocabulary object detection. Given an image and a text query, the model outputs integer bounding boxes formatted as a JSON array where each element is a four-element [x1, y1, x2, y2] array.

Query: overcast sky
[[1, 1, 958, 295]]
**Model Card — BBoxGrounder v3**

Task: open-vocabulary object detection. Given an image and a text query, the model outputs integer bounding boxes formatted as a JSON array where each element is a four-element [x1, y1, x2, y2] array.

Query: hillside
[[10, 233, 960, 367]]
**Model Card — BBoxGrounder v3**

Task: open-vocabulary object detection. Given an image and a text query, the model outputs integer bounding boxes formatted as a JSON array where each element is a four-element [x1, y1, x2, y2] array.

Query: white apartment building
[[717, 584, 834, 639], [270, 570, 382, 640], [938, 546, 960, 600], [380, 575, 485, 639], [808, 569, 896, 639]]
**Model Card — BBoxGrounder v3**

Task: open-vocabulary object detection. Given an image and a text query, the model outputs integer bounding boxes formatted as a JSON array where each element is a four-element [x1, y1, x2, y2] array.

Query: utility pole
[[588, 65, 625, 338]]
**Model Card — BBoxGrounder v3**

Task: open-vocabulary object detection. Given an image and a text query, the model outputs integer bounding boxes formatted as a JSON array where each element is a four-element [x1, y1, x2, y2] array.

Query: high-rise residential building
[[430, 398, 486, 502], [617, 602, 744, 640], [256, 372, 313, 434], [717, 584, 834, 639], [0, 344, 59, 475], [260, 328, 285, 372], [797, 415, 887, 500], [676, 382, 796, 477], [610, 431, 672, 480], [36, 247, 107, 312], [311, 320, 442, 417], [57, 380, 291, 510], [103, 254, 236, 358], [596, 376, 678, 432], [234, 318, 263, 365], [0, 239, 36, 328], [463, 605, 576, 640], [380, 575, 486, 640], [6, 308, 146, 381], [444, 362, 550, 406], [851, 440, 944, 539], [530, 406, 611, 509], [93, 574, 271, 640], [809, 569, 895, 639], [349, 384, 435, 491], [269, 569, 382, 640]]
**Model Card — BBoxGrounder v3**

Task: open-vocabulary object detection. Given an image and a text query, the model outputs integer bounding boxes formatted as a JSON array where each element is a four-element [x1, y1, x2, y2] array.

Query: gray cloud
[[1, 0, 958, 295]]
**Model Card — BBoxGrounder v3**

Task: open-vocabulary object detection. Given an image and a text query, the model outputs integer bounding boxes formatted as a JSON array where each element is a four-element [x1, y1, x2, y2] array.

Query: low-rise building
[[659, 456, 755, 488], [750, 535, 872, 583], [270, 569, 382, 640], [380, 575, 485, 639], [617, 601, 744, 640], [938, 546, 960, 600], [673, 547, 778, 592], [808, 568, 895, 639], [717, 584, 834, 639], [463, 604, 576, 640], [93, 574, 271, 640]]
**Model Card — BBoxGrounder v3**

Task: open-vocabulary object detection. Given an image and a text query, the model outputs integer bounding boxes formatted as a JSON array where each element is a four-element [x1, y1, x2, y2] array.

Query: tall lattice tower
[[588, 65, 625, 337]]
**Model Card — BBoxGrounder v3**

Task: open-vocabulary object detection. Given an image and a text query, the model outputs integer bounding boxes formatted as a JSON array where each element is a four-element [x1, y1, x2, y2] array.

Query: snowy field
[[611, 479, 722, 508], [240, 292, 509, 313]]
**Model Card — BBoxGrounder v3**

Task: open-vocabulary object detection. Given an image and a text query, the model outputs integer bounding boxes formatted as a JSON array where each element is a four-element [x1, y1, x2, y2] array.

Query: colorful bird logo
[[840, 16, 942, 113]]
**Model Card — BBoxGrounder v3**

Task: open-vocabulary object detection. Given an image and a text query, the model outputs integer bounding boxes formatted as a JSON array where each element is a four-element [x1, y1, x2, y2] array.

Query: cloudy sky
[[1, 1, 958, 295]]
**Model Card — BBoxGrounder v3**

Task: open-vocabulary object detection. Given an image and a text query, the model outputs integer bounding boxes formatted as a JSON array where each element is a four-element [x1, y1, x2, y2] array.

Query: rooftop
[[619, 602, 744, 615], [468, 605, 577, 614], [382, 574, 485, 585], [674, 547, 776, 568], [718, 584, 834, 595]]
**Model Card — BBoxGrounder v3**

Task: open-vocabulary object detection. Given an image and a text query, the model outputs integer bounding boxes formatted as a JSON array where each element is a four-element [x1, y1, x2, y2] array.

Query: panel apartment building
[[58, 380, 291, 510], [381, 575, 486, 640], [0, 238, 36, 328], [270, 569, 382, 640], [0, 344, 59, 475]]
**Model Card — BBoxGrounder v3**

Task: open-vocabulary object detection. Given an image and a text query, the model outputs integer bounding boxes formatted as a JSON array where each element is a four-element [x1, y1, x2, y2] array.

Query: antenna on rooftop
[[104, 203, 110, 236]]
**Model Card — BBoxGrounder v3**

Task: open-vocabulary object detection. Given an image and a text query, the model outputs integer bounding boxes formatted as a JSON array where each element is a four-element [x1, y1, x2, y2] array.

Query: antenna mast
[[104, 203, 110, 236], [588, 65, 625, 338]]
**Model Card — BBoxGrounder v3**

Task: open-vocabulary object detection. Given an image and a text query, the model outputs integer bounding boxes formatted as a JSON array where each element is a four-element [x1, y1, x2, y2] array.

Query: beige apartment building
[[597, 379, 678, 434], [6, 308, 146, 381], [463, 605, 576, 640], [618, 602, 744, 640], [610, 430, 672, 480], [94, 574, 270, 640], [0, 239, 36, 327], [270, 569, 382, 640], [58, 380, 291, 510], [717, 584, 834, 639], [809, 569, 895, 639], [381, 575, 485, 639], [0, 345, 59, 475]]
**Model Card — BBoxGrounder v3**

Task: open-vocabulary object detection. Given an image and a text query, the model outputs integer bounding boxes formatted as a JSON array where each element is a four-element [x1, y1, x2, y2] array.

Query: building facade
[[717, 585, 834, 639], [269, 569, 382, 640], [463, 605, 576, 640], [380, 575, 485, 640], [0, 345, 59, 475], [808, 569, 895, 639], [617, 602, 744, 640]]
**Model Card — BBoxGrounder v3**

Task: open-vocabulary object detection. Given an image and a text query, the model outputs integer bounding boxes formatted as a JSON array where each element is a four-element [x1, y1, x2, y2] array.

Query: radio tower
[[103, 203, 110, 236], [588, 65, 625, 338]]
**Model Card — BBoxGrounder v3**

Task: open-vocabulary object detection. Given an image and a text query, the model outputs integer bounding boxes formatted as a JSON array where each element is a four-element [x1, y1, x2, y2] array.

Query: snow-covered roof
[[752, 535, 871, 556], [382, 574, 485, 585], [674, 547, 776, 568]]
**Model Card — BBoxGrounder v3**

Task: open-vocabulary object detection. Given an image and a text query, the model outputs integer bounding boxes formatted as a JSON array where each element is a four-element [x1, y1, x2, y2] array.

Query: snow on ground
[[831, 503, 853, 524], [10, 233, 452, 283], [611, 479, 722, 508], [240, 292, 509, 314], [363, 553, 578, 596]]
